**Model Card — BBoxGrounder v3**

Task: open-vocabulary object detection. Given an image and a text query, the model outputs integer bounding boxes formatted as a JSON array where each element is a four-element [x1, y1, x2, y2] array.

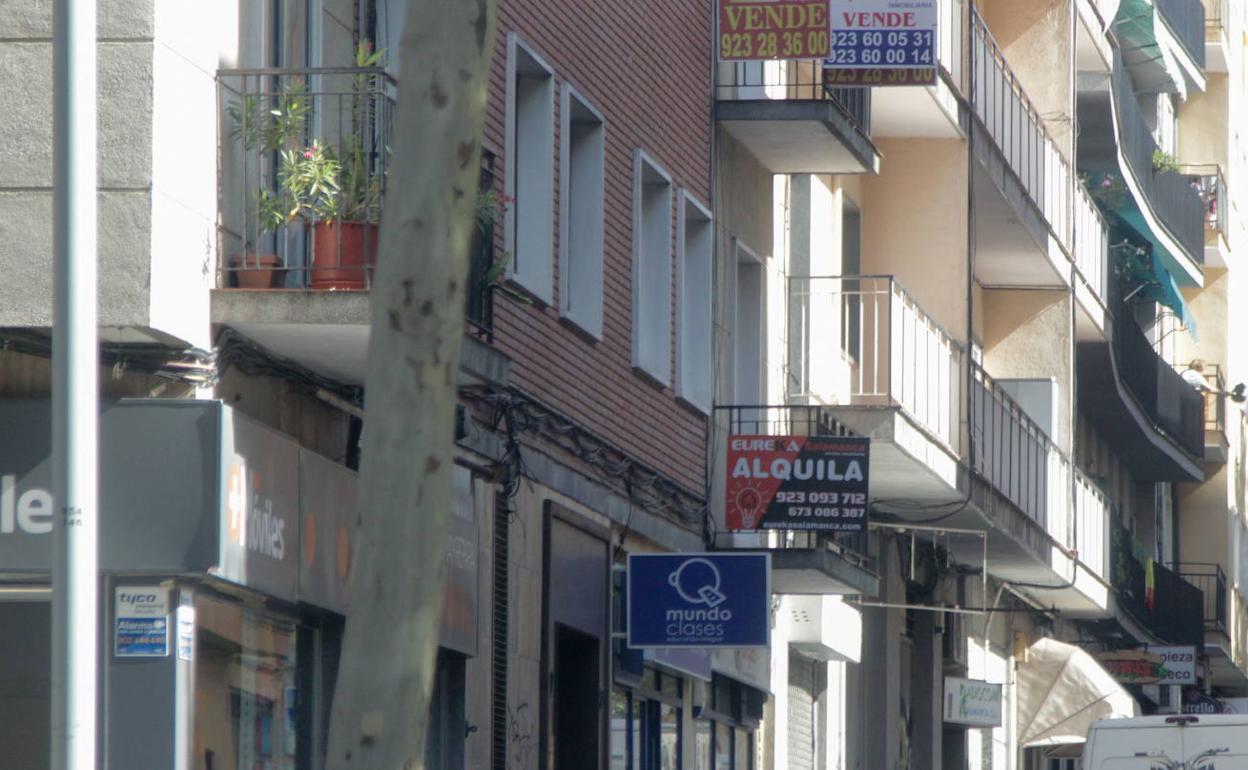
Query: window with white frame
[[676, 191, 714, 411], [733, 240, 765, 406], [505, 35, 555, 303], [632, 151, 674, 384], [559, 85, 606, 337]]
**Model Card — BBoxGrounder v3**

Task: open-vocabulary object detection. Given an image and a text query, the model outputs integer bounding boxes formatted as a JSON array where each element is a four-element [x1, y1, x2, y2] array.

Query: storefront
[[0, 399, 478, 770]]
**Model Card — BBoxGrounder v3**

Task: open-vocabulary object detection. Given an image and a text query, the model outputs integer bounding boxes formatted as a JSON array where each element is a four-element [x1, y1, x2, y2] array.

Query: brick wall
[[480, 0, 713, 496]]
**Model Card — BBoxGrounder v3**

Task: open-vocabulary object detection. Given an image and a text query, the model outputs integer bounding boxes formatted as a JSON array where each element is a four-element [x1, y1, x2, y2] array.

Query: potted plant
[[226, 83, 311, 288], [309, 43, 388, 290]]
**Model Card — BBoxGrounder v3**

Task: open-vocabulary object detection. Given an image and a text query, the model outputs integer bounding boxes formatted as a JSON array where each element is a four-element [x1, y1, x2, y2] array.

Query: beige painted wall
[[980, 0, 1075, 163], [860, 139, 970, 344], [1179, 73, 1229, 168], [981, 288, 1074, 450], [1179, 465, 1232, 567]]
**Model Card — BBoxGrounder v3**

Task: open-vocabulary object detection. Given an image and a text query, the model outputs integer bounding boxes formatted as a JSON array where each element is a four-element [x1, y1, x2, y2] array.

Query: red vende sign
[[726, 434, 869, 531], [719, 0, 831, 61]]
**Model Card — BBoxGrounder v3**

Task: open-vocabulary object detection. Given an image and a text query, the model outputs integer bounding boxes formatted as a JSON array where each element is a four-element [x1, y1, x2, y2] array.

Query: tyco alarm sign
[[726, 434, 869, 531], [825, 0, 938, 86], [627, 553, 770, 648]]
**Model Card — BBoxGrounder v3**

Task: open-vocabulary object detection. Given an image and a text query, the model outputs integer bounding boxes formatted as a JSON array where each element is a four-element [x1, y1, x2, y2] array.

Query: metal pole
[[51, 0, 98, 766]]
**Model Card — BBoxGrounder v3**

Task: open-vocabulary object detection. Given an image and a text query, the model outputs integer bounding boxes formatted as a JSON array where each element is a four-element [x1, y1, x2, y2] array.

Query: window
[[610, 670, 684, 770], [733, 241, 765, 406], [699, 676, 757, 770], [559, 85, 606, 337], [505, 34, 555, 303], [632, 151, 674, 384], [676, 191, 714, 411], [840, 200, 862, 362]]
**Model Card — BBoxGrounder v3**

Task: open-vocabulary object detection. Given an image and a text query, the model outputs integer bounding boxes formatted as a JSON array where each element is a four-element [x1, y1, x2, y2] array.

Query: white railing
[[1047, 450, 1072, 550], [939, 0, 965, 88], [1074, 182, 1109, 305], [788, 276, 962, 452], [1073, 469, 1110, 583]]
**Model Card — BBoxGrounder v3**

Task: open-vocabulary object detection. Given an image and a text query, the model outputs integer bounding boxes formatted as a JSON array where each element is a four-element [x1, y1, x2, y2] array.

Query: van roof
[[1092, 715, 1248, 730]]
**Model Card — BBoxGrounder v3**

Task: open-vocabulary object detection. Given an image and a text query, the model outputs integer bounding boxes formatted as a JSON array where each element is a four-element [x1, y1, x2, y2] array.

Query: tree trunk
[[325, 1, 498, 768]]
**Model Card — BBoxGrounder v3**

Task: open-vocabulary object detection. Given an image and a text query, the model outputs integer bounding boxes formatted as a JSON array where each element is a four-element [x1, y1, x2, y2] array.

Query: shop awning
[[1016, 638, 1138, 747]]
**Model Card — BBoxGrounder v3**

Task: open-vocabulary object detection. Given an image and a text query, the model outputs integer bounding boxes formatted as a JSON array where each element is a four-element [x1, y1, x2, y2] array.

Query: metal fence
[[715, 60, 872, 133], [787, 276, 962, 452], [1111, 50, 1205, 266], [971, 12, 1071, 250], [1177, 562, 1228, 632], [1202, 363, 1227, 438], [1182, 163, 1227, 246], [217, 67, 395, 290], [1074, 181, 1110, 306], [1157, 0, 1207, 68]]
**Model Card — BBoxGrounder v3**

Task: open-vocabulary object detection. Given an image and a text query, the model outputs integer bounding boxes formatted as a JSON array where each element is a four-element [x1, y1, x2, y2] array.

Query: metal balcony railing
[[1157, 0, 1207, 68], [715, 60, 872, 133], [1109, 284, 1205, 457], [1110, 51, 1205, 265], [1073, 469, 1110, 583], [1074, 180, 1110, 306], [1177, 562, 1228, 632], [1205, 0, 1228, 33], [1200, 363, 1227, 438], [1182, 163, 1227, 246], [217, 67, 395, 290], [1111, 520, 1204, 646], [970, 364, 1069, 532], [715, 404, 872, 569], [787, 276, 962, 452], [971, 12, 1071, 249]]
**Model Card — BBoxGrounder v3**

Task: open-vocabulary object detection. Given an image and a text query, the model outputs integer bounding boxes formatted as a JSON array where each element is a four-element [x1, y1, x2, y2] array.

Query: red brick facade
[[480, 0, 713, 496]]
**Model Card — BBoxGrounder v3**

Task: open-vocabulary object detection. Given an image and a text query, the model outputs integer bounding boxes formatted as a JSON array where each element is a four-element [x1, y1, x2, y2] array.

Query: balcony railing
[[1177, 562, 1228, 633], [971, 12, 1072, 250], [970, 365, 1068, 531], [1111, 51, 1205, 265], [1111, 520, 1204, 646], [1205, 0, 1228, 37], [1110, 288, 1205, 457], [1074, 181, 1110, 306], [716, 404, 872, 568], [1157, 0, 1207, 68], [787, 276, 962, 452], [217, 67, 395, 290], [1182, 163, 1227, 246], [1073, 469, 1110, 583], [715, 61, 872, 133]]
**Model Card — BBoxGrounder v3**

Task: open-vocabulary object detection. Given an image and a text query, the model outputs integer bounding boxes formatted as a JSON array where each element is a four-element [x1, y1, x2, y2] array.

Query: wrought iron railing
[[970, 364, 1068, 532], [971, 12, 1072, 250], [1157, 0, 1207, 68], [1110, 285, 1205, 457], [787, 276, 962, 452], [715, 60, 872, 133], [1177, 562, 1228, 633], [1111, 520, 1204, 646], [1110, 50, 1205, 266], [1074, 180, 1110, 306], [1073, 469, 1110, 583], [715, 404, 872, 568], [1182, 163, 1227, 246], [217, 67, 395, 290]]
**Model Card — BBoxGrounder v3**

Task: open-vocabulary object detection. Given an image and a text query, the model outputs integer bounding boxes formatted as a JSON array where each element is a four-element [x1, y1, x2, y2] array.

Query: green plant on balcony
[[1080, 171, 1128, 210], [1151, 149, 1179, 173]]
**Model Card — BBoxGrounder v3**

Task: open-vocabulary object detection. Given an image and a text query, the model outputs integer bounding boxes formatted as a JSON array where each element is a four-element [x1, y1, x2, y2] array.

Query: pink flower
[[303, 149, 315, 159]]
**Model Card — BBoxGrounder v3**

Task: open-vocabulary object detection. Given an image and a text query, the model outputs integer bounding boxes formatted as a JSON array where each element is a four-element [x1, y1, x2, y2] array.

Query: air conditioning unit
[[780, 595, 861, 663]]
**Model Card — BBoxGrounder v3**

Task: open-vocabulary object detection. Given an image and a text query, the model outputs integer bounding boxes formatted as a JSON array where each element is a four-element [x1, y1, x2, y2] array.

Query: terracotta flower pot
[[310, 221, 379, 290], [230, 253, 282, 289]]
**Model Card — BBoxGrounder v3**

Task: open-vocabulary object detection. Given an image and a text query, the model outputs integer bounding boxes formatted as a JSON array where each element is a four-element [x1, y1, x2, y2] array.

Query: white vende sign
[[944, 677, 1003, 727], [827, 0, 939, 86]]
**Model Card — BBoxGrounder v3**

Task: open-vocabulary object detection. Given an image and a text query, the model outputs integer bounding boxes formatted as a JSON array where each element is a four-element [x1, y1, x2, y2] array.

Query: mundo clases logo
[[628, 553, 769, 649]]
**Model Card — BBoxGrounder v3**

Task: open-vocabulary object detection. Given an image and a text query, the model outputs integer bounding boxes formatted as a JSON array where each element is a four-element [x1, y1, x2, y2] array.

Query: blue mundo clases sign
[[627, 553, 770, 649]]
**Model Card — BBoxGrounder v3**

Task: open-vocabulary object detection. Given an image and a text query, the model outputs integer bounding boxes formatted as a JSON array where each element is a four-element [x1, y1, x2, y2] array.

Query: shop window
[[194, 592, 302, 770], [698, 676, 757, 770], [610, 669, 684, 770]]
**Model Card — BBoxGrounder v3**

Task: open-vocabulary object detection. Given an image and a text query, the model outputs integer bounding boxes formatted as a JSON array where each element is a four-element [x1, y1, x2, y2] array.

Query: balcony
[[1156, 0, 1207, 70], [786, 276, 963, 503], [1113, 0, 1206, 92], [1176, 562, 1228, 633], [712, 404, 880, 596], [870, 0, 965, 139], [1077, 51, 1205, 288], [1110, 520, 1204, 647], [1199, 363, 1230, 463], [714, 61, 879, 174], [1076, 286, 1205, 481], [1204, 0, 1230, 71], [970, 11, 1073, 288], [1182, 163, 1230, 266], [1074, 181, 1112, 338]]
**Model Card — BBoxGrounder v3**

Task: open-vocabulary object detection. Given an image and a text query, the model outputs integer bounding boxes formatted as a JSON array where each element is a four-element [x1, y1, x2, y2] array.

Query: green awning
[[1113, 0, 1189, 95], [1112, 237, 1198, 339]]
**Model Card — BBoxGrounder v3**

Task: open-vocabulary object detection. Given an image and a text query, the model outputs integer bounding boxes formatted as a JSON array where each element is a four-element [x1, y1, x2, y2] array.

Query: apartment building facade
[[0, 0, 1246, 769]]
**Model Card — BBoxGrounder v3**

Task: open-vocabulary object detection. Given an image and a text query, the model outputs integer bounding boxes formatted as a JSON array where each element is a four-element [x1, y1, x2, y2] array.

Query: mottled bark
[[325, 1, 498, 768]]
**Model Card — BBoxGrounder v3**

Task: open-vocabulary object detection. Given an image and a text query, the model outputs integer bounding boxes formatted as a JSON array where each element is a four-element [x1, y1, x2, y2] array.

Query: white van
[[1083, 714, 1248, 768]]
